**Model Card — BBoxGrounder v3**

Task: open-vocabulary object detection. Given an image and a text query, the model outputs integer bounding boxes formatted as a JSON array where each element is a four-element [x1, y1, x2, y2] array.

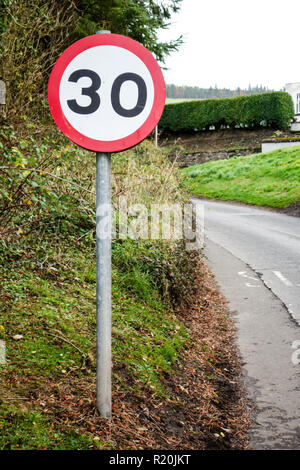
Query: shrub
[[0, 0, 77, 118], [159, 92, 294, 132]]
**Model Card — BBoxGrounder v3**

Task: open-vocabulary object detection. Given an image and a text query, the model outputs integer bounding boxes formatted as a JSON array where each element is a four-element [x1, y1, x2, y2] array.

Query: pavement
[[192, 198, 300, 450]]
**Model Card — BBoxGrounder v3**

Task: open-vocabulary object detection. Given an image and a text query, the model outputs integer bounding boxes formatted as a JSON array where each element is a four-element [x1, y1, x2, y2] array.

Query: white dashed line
[[238, 271, 258, 281], [238, 271, 260, 288], [273, 271, 293, 287]]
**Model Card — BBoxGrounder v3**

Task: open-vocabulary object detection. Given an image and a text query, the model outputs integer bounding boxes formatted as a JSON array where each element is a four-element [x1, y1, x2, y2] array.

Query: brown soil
[[278, 202, 300, 218], [161, 129, 275, 152], [161, 128, 297, 168], [162, 128, 295, 153], [3, 258, 250, 449]]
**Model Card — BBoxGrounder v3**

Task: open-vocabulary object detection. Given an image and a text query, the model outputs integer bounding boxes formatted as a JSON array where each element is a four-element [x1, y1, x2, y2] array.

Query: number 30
[[67, 69, 147, 118]]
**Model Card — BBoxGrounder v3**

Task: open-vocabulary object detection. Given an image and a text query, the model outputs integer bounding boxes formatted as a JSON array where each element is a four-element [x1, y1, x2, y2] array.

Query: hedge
[[159, 92, 294, 132]]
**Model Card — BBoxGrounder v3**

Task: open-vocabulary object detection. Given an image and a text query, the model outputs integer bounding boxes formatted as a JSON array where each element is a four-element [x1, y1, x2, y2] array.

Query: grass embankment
[[0, 122, 191, 449], [181, 146, 300, 208], [0, 121, 248, 449]]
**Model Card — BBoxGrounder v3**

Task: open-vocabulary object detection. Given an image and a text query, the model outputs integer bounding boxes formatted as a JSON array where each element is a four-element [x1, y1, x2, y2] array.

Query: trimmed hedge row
[[159, 92, 294, 132]]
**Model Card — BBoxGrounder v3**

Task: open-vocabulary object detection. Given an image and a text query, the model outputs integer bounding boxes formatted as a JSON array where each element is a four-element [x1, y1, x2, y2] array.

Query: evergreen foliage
[[160, 92, 294, 132], [76, 0, 183, 63], [166, 83, 273, 100], [0, 0, 183, 116]]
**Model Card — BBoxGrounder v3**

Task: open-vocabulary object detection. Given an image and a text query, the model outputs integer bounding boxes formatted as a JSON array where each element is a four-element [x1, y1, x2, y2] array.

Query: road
[[192, 198, 300, 450]]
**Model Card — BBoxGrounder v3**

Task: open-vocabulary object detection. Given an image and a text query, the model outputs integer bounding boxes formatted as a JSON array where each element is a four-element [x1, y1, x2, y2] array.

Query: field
[[181, 146, 300, 208], [165, 98, 196, 104]]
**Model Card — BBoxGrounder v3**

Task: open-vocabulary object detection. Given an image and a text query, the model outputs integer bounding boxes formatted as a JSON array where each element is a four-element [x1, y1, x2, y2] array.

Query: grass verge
[[0, 122, 197, 449], [181, 146, 300, 208]]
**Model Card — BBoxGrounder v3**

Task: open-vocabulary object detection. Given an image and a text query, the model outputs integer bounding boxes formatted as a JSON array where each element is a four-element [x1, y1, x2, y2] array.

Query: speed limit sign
[[48, 33, 166, 152], [48, 32, 165, 420]]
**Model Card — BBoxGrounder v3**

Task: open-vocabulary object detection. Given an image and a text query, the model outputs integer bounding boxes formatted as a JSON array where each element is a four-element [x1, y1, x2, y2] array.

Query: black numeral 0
[[111, 73, 147, 117], [67, 70, 147, 117]]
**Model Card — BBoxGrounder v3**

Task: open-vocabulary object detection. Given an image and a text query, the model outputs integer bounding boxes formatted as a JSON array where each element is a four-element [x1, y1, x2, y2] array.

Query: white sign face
[[48, 34, 165, 152], [59, 46, 154, 141]]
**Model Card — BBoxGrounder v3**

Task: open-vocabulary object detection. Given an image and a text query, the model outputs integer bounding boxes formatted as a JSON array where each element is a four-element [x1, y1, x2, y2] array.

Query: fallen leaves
[[12, 334, 24, 341], [2, 258, 250, 450]]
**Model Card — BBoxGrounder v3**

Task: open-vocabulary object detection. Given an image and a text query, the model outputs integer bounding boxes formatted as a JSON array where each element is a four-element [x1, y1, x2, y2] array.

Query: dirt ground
[[278, 202, 300, 217], [161, 127, 293, 153], [161, 127, 296, 167]]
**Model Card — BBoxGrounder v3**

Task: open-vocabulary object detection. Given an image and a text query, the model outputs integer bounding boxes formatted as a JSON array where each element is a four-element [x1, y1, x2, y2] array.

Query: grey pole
[[96, 152, 111, 419], [96, 30, 112, 420], [154, 125, 158, 147]]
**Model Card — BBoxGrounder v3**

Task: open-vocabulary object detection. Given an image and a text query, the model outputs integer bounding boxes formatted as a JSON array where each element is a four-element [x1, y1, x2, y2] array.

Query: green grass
[[181, 146, 300, 208], [165, 98, 196, 104], [0, 404, 101, 450], [0, 238, 189, 449], [0, 239, 188, 387], [0, 125, 193, 449]]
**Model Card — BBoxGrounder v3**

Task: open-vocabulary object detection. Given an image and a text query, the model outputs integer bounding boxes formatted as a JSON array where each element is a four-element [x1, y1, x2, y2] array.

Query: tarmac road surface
[[193, 198, 300, 450]]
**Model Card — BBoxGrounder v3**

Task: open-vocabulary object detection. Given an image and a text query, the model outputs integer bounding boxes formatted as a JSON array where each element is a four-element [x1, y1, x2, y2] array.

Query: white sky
[[159, 0, 300, 90]]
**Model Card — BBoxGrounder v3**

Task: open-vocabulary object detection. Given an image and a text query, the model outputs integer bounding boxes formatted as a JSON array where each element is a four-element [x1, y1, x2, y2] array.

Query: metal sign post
[[154, 125, 158, 147], [95, 31, 112, 420], [0, 80, 6, 105], [96, 151, 111, 419], [48, 30, 165, 420]]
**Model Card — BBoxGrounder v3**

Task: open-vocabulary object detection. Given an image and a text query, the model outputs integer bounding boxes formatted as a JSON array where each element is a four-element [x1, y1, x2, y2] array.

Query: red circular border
[[47, 34, 166, 152]]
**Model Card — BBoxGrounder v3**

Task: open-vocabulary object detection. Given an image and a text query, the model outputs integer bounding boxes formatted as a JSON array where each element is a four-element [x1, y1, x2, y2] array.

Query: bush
[[0, 0, 77, 118], [159, 92, 294, 132]]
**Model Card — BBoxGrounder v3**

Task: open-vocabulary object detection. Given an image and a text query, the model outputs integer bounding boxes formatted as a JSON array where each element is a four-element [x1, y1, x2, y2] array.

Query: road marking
[[238, 271, 260, 288], [238, 271, 258, 281], [291, 341, 300, 365], [273, 271, 293, 287]]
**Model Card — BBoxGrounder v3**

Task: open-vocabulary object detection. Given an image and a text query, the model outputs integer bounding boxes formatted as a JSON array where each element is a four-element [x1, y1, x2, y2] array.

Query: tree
[[0, 0, 183, 116], [166, 84, 273, 100], [75, 0, 183, 63]]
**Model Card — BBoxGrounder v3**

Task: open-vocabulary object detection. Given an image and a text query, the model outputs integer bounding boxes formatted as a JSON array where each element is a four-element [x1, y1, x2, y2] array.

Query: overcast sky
[[159, 0, 300, 90]]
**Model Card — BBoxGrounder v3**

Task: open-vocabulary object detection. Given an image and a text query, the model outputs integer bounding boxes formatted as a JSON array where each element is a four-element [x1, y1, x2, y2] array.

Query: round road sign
[[48, 34, 166, 152]]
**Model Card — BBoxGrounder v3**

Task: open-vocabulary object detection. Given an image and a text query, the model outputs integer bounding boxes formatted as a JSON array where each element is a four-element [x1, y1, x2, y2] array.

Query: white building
[[284, 82, 300, 117]]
